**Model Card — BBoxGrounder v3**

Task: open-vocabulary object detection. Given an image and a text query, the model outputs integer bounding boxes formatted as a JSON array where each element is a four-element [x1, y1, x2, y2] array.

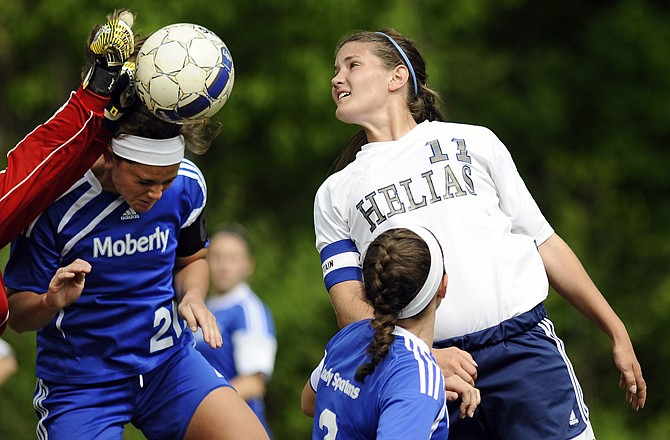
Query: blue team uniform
[[4, 159, 229, 439], [194, 282, 277, 436], [309, 320, 449, 439]]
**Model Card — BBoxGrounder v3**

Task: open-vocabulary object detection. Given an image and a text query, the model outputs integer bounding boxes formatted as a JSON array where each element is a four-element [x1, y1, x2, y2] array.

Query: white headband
[[396, 225, 445, 319], [111, 134, 185, 166]]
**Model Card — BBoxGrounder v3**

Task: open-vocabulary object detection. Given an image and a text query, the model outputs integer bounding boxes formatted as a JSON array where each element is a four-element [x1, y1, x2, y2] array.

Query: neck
[[363, 108, 417, 143], [91, 156, 117, 193], [396, 308, 436, 347]]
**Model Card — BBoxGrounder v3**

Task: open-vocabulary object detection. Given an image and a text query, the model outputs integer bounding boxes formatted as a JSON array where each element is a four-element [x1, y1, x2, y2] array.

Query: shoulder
[[327, 320, 371, 349], [169, 159, 207, 213], [176, 159, 206, 188], [425, 120, 498, 139], [382, 334, 443, 398], [210, 285, 275, 331]]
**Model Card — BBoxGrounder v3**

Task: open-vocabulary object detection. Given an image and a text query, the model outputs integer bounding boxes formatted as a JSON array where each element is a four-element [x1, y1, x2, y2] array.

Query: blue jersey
[[194, 282, 277, 431], [4, 159, 207, 384], [309, 320, 449, 439]]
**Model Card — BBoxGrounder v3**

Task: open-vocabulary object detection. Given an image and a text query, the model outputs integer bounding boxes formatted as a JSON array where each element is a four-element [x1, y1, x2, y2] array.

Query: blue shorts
[[434, 303, 592, 440], [33, 345, 231, 440]]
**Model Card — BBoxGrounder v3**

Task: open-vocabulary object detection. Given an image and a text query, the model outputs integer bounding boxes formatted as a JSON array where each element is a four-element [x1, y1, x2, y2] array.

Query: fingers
[[433, 347, 478, 385], [178, 302, 199, 333], [178, 302, 223, 348], [52, 260, 92, 285], [90, 18, 134, 66], [614, 342, 647, 411], [443, 375, 481, 419], [621, 367, 647, 411], [203, 320, 223, 349], [459, 386, 481, 420]]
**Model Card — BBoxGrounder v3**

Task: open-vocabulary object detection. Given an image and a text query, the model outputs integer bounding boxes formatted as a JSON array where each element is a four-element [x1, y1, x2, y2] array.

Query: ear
[[388, 65, 410, 93], [101, 148, 114, 168], [437, 273, 448, 299], [246, 256, 256, 278]]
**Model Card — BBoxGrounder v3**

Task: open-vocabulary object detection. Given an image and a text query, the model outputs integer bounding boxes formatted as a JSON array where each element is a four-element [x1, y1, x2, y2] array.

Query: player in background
[[0, 338, 18, 387], [302, 226, 477, 438], [313, 28, 646, 439], [2, 21, 269, 440], [194, 224, 277, 437], [0, 10, 135, 335]]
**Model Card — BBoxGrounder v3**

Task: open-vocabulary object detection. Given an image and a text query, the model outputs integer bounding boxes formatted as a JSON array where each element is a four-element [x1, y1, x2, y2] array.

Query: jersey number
[[150, 301, 183, 353], [318, 409, 338, 440]]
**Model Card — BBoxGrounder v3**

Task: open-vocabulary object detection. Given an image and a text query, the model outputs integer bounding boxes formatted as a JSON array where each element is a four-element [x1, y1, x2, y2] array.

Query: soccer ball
[[135, 23, 235, 123]]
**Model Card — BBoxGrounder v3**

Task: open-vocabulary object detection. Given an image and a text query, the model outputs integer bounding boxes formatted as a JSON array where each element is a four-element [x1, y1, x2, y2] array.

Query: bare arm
[[0, 352, 18, 386], [300, 380, 316, 417], [230, 373, 267, 401], [328, 280, 372, 328], [7, 259, 91, 333], [174, 248, 222, 349], [539, 232, 646, 410]]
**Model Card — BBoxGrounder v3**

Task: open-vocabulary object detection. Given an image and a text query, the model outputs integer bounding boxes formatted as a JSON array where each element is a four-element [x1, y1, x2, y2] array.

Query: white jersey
[[314, 120, 554, 340]]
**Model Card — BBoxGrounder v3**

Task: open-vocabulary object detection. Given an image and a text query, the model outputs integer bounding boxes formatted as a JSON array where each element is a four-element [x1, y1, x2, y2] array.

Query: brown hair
[[354, 227, 433, 384], [329, 28, 445, 174]]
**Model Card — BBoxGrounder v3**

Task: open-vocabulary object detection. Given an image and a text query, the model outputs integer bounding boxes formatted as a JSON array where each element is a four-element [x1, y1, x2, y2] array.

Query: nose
[[331, 71, 345, 88], [147, 184, 163, 201]]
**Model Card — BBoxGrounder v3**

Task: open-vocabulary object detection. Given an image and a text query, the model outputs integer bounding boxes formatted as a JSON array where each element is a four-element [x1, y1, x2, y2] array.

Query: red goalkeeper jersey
[[0, 86, 109, 334]]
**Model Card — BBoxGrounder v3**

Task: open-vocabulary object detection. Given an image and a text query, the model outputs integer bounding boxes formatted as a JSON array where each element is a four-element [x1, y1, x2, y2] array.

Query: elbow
[[9, 318, 35, 334], [300, 398, 315, 417], [300, 381, 316, 417]]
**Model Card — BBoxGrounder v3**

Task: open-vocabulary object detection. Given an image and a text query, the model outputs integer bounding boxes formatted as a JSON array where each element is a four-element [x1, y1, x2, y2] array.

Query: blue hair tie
[[375, 32, 418, 96]]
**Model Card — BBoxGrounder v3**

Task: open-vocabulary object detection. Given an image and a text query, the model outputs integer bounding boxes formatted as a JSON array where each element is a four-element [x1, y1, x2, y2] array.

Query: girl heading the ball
[[4, 11, 267, 440]]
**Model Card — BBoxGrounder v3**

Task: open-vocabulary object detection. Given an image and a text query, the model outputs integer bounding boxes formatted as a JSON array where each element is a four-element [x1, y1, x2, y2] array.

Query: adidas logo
[[120, 207, 140, 221], [569, 410, 579, 426]]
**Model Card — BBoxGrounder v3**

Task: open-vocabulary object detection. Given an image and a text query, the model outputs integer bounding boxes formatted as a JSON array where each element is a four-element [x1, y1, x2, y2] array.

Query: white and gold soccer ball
[[136, 23, 235, 123]]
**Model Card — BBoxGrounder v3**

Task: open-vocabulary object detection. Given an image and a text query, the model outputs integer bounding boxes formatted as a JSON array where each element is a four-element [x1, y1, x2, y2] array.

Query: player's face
[[111, 158, 180, 213], [207, 233, 253, 294], [332, 41, 393, 125]]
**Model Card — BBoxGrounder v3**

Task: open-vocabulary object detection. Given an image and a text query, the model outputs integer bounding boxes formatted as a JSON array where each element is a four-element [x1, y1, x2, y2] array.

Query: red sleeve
[[0, 86, 111, 248]]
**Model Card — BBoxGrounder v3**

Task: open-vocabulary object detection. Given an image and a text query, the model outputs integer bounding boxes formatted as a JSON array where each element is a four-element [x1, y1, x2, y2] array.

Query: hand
[[89, 12, 135, 68], [178, 293, 223, 349], [44, 259, 92, 311], [444, 374, 481, 419], [83, 11, 135, 97], [432, 346, 479, 385], [103, 61, 137, 128], [613, 340, 647, 410]]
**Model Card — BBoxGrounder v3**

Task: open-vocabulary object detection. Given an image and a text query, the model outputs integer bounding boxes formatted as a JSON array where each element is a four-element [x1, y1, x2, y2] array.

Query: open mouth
[[337, 91, 351, 101]]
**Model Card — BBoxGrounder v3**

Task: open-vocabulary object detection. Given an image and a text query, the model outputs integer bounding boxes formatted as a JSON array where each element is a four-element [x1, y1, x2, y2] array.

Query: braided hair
[[329, 28, 445, 175], [354, 228, 433, 384]]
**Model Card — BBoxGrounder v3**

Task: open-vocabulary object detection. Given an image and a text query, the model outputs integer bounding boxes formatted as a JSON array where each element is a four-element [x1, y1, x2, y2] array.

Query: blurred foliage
[[1, 0, 669, 438]]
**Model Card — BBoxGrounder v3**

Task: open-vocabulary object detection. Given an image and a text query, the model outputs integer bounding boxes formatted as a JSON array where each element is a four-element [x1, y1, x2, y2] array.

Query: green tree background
[[1, 0, 668, 438]]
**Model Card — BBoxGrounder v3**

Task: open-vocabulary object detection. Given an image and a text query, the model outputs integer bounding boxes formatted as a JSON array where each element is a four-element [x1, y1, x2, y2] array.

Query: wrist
[[83, 62, 120, 97], [41, 294, 60, 313], [77, 85, 111, 114]]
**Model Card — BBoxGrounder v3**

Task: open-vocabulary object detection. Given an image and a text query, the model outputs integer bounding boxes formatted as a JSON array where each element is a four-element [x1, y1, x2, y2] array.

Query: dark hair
[[210, 223, 253, 255], [354, 227, 432, 384], [83, 10, 221, 155], [329, 28, 445, 174]]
